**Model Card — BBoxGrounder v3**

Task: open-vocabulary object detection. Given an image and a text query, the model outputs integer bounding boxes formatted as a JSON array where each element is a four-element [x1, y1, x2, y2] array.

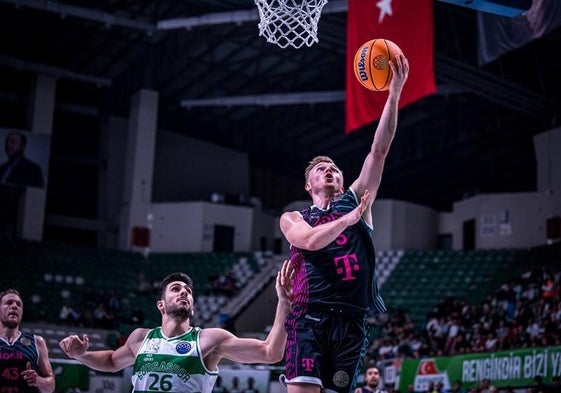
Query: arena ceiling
[[0, 0, 560, 213]]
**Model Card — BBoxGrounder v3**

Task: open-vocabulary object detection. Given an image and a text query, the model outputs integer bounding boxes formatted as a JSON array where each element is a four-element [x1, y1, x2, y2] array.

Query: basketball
[[353, 39, 403, 91]]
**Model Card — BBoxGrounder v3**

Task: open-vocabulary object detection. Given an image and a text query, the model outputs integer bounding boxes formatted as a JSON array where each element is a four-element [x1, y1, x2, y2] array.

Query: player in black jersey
[[0, 289, 55, 393], [279, 54, 409, 393]]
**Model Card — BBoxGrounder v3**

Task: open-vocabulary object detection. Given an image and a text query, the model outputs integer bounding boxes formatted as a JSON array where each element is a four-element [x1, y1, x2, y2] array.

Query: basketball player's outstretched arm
[[59, 328, 147, 372], [200, 260, 293, 369], [350, 55, 409, 222]]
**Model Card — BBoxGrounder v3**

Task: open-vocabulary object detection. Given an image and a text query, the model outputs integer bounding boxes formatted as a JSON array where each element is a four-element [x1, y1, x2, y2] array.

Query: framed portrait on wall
[[0, 128, 51, 189]]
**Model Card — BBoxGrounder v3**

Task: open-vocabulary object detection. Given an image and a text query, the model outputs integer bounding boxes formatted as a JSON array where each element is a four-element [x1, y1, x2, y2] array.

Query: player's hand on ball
[[389, 54, 409, 94]]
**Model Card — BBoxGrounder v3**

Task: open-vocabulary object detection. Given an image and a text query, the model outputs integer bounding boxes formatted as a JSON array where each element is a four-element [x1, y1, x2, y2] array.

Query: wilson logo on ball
[[357, 46, 369, 82], [353, 38, 403, 91]]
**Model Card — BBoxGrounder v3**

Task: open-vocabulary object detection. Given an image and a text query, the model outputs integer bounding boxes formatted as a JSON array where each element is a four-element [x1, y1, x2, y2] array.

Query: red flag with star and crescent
[[345, 0, 436, 133]]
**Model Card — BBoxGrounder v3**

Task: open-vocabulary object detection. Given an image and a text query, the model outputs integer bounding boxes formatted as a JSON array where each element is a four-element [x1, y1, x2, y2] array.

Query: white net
[[254, 0, 328, 49]]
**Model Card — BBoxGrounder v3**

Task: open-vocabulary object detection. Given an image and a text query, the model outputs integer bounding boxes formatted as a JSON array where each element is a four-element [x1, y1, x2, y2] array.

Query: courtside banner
[[345, 0, 437, 133], [399, 346, 561, 392]]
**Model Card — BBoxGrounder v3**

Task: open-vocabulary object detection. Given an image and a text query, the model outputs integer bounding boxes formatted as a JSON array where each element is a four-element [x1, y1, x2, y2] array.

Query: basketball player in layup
[[59, 261, 293, 393], [279, 54, 409, 393]]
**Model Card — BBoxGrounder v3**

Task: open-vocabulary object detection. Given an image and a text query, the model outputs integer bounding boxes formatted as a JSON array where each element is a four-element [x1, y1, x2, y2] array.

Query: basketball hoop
[[254, 0, 328, 49]]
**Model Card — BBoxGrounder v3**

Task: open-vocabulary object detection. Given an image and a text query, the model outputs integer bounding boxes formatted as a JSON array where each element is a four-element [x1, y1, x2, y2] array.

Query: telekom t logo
[[334, 254, 359, 280], [302, 358, 315, 372]]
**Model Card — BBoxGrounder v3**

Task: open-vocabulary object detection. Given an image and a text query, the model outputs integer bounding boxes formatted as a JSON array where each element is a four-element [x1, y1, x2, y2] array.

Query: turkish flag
[[418, 360, 439, 375], [345, 0, 437, 133]]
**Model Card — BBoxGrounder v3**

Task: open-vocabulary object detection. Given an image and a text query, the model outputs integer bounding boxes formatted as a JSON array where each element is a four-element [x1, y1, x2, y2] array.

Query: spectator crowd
[[365, 263, 560, 364]]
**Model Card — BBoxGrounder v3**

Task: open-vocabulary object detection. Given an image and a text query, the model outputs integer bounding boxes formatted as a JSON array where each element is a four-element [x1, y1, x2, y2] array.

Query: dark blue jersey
[[289, 188, 386, 317], [0, 331, 40, 393]]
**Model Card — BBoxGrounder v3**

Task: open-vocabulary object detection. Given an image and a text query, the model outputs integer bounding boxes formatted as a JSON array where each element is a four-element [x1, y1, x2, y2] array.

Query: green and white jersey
[[132, 327, 218, 393]]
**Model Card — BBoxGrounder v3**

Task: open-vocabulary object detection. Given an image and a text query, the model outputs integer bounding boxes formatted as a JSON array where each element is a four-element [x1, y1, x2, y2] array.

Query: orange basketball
[[353, 39, 403, 91]]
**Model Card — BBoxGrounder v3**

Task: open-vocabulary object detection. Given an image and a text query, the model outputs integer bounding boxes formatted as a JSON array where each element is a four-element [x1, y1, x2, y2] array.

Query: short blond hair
[[0, 289, 21, 303], [304, 156, 339, 181]]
